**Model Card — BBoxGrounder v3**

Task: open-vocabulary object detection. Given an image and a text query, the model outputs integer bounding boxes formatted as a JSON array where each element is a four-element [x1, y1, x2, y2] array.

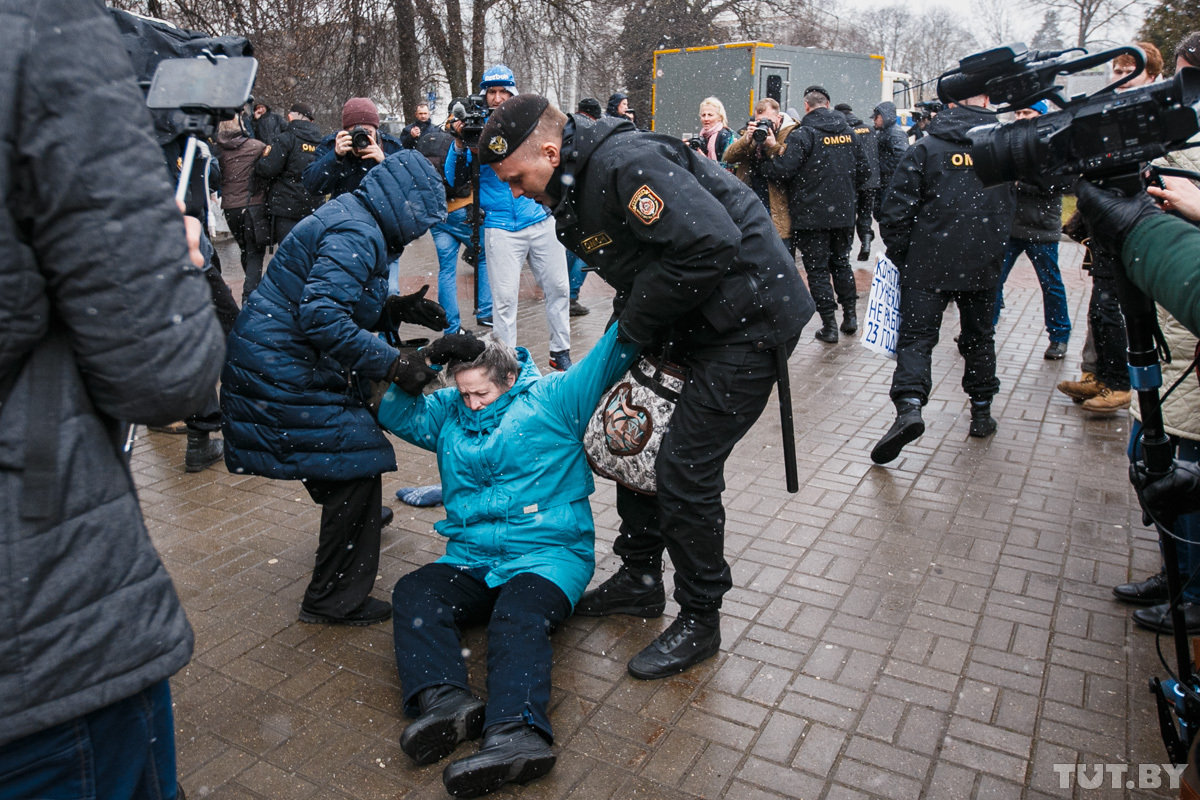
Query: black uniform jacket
[[760, 106, 869, 231], [256, 119, 324, 219], [878, 105, 1016, 293], [551, 116, 814, 351], [842, 110, 881, 190]]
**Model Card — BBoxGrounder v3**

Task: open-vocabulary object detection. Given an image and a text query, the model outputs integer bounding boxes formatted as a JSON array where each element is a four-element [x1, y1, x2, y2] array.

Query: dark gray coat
[[0, 0, 224, 746]]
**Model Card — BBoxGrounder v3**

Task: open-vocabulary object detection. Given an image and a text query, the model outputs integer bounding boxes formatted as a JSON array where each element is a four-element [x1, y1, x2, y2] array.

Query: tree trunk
[[391, 0, 425, 117], [470, 0, 487, 94]]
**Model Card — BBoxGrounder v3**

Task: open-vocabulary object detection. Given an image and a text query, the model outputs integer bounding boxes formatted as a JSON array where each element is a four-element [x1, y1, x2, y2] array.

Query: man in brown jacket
[[722, 98, 796, 253]]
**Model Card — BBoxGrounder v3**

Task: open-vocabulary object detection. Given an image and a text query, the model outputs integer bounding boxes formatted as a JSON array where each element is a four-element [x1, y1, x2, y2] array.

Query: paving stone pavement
[[151, 234, 1176, 799]]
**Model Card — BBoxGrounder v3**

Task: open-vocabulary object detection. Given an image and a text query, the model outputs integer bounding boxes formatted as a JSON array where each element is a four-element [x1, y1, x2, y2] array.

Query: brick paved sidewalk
[[148, 237, 1173, 798]]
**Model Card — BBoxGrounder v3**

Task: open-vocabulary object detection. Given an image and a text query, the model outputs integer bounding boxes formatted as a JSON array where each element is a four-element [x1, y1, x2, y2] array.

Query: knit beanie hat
[[342, 97, 380, 129]]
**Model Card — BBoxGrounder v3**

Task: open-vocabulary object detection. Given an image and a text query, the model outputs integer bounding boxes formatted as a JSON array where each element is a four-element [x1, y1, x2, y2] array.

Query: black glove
[[1130, 459, 1200, 521], [1075, 179, 1162, 257], [422, 332, 486, 367], [387, 354, 439, 395], [386, 285, 448, 332]]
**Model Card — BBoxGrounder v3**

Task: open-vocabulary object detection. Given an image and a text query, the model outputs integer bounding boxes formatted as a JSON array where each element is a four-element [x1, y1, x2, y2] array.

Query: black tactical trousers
[[301, 474, 382, 617], [855, 189, 877, 244], [1089, 275, 1130, 391], [794, 229, 857, 316], [890, 287, 1000, 404], [613, 338, 797, 614]]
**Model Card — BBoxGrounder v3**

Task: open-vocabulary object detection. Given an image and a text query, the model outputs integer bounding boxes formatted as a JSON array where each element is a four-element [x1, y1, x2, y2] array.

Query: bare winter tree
[[1022, 0, 1149, 47], [854, 4, 977, 101]]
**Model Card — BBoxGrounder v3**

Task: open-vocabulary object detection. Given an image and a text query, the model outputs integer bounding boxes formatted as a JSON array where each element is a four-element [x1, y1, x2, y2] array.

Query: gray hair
[[444, 335, 520, 387]]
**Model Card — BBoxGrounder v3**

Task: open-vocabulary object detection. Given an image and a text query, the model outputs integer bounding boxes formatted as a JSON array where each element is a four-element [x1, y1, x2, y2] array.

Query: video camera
[[912, 100, 944, 122], [452, 94, 491, 149], [937, 43, 1200, 192]]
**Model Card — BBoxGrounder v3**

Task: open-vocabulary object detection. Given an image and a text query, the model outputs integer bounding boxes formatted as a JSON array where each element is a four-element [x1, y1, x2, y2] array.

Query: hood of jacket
[[925, 104, 991, 145], [606, 92, 628, 117], [286, 118, 323, 144], [451, 348, 540, 434], [872, 101, 898, 128], [217, 125, 253, 150], [840, 110, 864, 128], [802, 106, 852, 134], [355, 150, 447, 253]]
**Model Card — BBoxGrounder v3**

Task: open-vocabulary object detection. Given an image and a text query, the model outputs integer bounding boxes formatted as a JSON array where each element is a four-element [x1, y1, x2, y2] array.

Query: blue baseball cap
[[480, 64, 518, 96], [1028, 100, 1050, 115]]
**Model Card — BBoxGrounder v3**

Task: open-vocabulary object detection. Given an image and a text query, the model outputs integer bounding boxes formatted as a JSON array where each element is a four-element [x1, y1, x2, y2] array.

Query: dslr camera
[[452, 94, 491, 149], [751, 118, 777, 143], [349, 125, 374, 151], [937, 42, 1200, 192], [688, 135, 704, 151]]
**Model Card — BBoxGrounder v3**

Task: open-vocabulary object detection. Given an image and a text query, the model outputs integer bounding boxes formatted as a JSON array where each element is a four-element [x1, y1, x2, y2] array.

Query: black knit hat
[[478, 94, 551, 165], [577, 98, 602, 119]]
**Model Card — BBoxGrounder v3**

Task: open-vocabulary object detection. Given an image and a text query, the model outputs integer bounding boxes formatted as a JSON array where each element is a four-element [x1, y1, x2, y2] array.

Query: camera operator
[[836, 102, 881, 261], [0, 0, 225, 792], [760, 85, 871, 343], [721, 98, 797, 252], [302, 97, 402, 199], [446, 65, 572, 370], [870, 91, 1016, 464]]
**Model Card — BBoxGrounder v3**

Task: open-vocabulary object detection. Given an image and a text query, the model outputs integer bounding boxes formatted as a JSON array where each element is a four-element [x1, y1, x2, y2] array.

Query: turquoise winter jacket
[[377, 326, 639, 604]]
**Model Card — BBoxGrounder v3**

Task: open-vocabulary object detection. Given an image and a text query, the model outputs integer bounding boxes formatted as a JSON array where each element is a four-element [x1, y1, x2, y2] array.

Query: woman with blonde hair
[[696, 96, 734, 161]]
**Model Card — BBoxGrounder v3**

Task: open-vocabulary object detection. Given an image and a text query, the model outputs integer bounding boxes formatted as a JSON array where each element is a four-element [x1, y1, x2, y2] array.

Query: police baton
[[773, 346, 799, 493]]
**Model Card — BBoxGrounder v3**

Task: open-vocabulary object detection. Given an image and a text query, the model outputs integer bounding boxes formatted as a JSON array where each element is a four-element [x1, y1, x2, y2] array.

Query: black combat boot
[[400, 685, 487, 765], [627, 613, 721, 680], [870, 398, 924, 465], [840, 305, 858, 335], [814, 312, 839, 343], [856, 231, 873, 261], [184, 430, 223, 473], [573, 566, 665, 618], [968, 400, 997, 438], [442, 721, 556, 798]]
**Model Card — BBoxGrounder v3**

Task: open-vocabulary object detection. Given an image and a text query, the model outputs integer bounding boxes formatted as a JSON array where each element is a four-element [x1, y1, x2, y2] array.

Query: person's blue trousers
[[993, 239, 1071, 344], [566, 250, 587, 301], [432, 207, 493, 333], [0, 679, 179, 800]]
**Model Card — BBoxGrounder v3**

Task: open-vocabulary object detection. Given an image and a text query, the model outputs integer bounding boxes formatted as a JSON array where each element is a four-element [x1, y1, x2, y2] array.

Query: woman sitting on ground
[[377, 325, 638, 797]]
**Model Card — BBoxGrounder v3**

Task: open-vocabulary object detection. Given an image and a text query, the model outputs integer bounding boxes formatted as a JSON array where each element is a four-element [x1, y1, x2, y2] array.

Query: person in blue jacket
[[302, 97, 403, 199], [221, 150, 448, 626], [378, 325, 639, 796]]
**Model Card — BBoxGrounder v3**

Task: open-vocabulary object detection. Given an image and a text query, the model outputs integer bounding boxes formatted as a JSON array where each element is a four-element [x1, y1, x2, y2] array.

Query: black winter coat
[[873, 101, 909, 192], [878, 105, 1016, 292], [254, 111, 286, 145], [401, 118, 432, 149], [760, 106, 869, 231], [1, 0, 224, 746], [1010, 181, 1063, 243], [550, 116, 813, 350], [256, 118, 324, 219], [841, 110, 881, 190]]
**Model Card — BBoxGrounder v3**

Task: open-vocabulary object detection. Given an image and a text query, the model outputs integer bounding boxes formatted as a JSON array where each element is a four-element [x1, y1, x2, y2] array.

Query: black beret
[[577, 98, 602, 119], [478, 94, 550, 165], [833, 102, 852, 113], [290, 101, 315, 119], [805, 85, 831, 102]]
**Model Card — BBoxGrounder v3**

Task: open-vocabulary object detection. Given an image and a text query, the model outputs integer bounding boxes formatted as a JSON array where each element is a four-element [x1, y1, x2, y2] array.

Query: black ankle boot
[[400, 685, 486, 765], [969, 401, 997, 438], [442, 721, 556, 798], [870, 398, 924, 465], [573, 566, 665, 618], [840, 306, 858, 334], [185, 431, 223, 473], [814, 312, 839, 343], [857, 232, 873, 261], [627, 613, 721, 680]]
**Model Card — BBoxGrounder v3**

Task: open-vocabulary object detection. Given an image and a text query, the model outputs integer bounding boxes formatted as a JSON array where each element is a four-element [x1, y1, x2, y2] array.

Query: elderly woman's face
[[455, 366, 515, 411], [699, 104, 720, 126]]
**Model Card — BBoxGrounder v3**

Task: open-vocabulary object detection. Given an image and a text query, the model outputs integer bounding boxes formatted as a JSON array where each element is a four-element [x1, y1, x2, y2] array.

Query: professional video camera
[[750, 118, 777, 144], [915, 99, 944, 116], [452, 94, 491, 149], [936, 43, 1200, 192]]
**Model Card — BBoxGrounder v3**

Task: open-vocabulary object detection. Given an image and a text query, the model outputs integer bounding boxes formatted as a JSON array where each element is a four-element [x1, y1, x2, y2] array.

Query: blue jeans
[[993, 240, 1071, 343], [0, 680, 179, 800], [432, 208, 492, 333], [566, 250, 587, 300], [1129, 421, 1200, 604]]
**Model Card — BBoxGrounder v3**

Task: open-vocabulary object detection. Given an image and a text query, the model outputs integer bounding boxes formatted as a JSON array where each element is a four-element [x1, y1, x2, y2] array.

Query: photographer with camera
[[0, 0, 225, 792], [722, 98, 796, 251], [446, 65, 572, 370], [760, 86, 870, 343], [302, 97, 402, 199], [836, 102, 882, 261], [870, 91, 1016, 464], [691, 97, 735, 161]]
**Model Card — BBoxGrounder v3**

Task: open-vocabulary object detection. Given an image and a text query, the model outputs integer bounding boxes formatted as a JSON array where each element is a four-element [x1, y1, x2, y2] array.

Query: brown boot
[[1081, 387, 1132, 414], [1056, 372, 1103, 402]]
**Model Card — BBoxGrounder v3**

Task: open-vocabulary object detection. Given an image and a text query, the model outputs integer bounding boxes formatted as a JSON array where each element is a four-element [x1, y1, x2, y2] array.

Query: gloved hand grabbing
[[422, 332, 486, 367], [1075, 179, 1162, 257], [386, 285, 448, 332], [387, 353, 439, 394], [1130, 459, 1200, 521]]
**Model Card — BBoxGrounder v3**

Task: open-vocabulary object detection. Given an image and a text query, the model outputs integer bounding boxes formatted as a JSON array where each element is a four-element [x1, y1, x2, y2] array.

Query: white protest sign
[[860, 254, 900, 360]]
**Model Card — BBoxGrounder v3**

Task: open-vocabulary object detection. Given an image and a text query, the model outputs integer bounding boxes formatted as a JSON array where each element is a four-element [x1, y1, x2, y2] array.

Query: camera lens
[[351, 127, 372, 150], [970, 117, 1043, 186]]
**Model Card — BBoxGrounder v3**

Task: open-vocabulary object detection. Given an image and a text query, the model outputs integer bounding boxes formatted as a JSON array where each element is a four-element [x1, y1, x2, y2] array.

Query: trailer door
[[759, 63, 790, 112]]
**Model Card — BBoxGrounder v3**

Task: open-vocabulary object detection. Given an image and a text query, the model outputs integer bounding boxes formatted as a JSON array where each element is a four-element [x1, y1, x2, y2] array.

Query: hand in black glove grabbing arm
[[388, 354, 439, 394], [422, 332, 486, 368], [385, 285, 449, 331]]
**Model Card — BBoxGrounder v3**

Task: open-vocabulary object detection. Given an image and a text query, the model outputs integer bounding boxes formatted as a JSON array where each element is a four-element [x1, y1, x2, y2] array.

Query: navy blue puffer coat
[[221, 151, 446, 480]]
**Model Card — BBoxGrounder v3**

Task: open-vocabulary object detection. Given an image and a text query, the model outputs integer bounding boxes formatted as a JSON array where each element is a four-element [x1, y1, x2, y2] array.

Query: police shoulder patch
[[628, 185, 664, 225], [488, 135, 508, 156]]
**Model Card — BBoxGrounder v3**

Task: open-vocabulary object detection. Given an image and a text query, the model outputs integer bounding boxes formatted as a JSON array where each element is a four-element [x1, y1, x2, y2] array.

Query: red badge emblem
[[628, 185, 665, 225]]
